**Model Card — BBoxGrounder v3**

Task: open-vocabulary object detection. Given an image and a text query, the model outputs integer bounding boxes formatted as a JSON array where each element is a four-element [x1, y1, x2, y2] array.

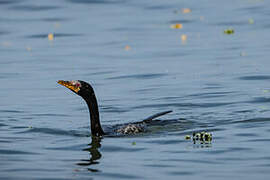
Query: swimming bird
[[58, 80, 172, 137]]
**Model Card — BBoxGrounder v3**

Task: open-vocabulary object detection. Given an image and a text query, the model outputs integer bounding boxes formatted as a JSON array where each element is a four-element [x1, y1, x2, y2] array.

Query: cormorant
[[58, 80, 172, 137]]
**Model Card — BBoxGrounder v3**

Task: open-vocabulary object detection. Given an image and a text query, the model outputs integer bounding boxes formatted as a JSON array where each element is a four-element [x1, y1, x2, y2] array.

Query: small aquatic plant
[[224, 29, 234, 34], [185, 131, 212, 144]]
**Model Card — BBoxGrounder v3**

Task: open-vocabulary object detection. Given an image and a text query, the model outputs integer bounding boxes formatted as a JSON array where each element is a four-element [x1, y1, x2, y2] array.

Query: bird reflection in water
[[77, 136, 102, 172]]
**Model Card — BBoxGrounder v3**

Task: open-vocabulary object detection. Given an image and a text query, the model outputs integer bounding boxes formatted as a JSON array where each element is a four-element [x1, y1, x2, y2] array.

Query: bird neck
[[83, 92, 105, 136]]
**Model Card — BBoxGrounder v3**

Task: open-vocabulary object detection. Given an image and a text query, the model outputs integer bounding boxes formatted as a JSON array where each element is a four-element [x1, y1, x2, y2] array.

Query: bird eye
[[75, 83, 80, 87], [70, 80, 81, 88]]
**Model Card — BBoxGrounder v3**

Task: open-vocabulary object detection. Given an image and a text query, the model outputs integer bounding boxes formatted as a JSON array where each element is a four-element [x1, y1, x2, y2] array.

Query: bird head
[[57, 80, 94, 98]]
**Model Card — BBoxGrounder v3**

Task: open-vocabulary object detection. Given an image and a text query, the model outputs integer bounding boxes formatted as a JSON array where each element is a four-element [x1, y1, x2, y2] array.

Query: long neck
[[83, 92, 105, 136]]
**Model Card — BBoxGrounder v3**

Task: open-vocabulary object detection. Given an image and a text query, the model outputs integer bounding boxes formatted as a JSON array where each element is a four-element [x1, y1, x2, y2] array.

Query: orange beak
[[57, 80, 80, 93]]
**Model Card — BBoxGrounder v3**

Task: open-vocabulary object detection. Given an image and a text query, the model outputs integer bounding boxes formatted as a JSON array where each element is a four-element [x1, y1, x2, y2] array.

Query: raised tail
[[142, 110, 173, 123]]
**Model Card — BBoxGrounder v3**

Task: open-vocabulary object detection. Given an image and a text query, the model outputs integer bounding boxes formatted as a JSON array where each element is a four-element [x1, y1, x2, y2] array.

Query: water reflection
[[192, 142, 212, 149], [77, 136, 102, 172]]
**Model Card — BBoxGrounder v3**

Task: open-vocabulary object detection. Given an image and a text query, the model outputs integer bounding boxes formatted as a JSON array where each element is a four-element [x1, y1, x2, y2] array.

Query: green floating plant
[[185, 135, 191, 140], [224, 29, 234, 34]]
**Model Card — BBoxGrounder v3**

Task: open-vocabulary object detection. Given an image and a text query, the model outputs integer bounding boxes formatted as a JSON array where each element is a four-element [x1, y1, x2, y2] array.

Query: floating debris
[[240, 52, 247, 56], [1, 41, 12, 47], [181, 34, 187, 43], [132, 141, 136, 145], [48, 33, 54, 41], [124, 45, 131, 51], [248, 18, 254, 24], [171, 23, 183, 29], [26, 47, 32, 51], [224, 29, 234, 34], [173, 10, 179, 14], [173, 8, 191, 14], [185, 135, 191, 140], [54, 22, 61, 28], [199, 16, 205, 21], [182, 8, 191, 14]]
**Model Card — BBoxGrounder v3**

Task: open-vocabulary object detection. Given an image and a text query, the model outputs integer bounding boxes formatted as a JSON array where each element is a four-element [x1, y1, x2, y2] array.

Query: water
[[1, 0, 270, 179]]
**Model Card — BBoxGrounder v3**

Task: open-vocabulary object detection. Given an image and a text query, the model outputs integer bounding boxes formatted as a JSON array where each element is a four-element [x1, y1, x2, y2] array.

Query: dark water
[[1, 0, 270, 179]]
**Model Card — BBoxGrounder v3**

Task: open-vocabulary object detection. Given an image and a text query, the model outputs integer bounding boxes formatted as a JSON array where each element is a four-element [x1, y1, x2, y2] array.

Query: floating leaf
[[170, 23, 183, 29], [48, 33, 54, 41], [182, 8, 191, 14]]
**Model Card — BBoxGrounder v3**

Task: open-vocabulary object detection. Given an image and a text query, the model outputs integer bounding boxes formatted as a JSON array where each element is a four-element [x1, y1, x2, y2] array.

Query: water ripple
[[1, 0, 270, 179], [186, 91, 235, 99], [102, 145, 146, 152], [41, 17, 70, 22], [30, 113, 69, 117], [0, 149, 38, 155], [166, 171, 194, 176], [239, 75, 270, 81], [144, 163, 174, 168], [17, 127, 89, 137], [45, 144, 85, 151], [241, 5, 265, 14], [100, 172, 141, 179], [169, 19, 195, 24], [0, 0, 20, 5], [107, 73, 167, 80], [101, 105, 129, 113], [25, 33, 83, 39], [9, 5, 60, 11], [234, 132, 258, 137], [201, 147, 252, 155], [247, 138, 270, 142], [0, 110, 25, 114], [144, 5, 173, 10], [233, 117, 270, 124], [147, 139, 184, 145], [162, 158, 219, 164], [0, 17, 69, 23], [0, 72, 20, 79], [247, 97, 270, 104], [66, 0, 125, 4], [133, 102, 235, 109], [0, 31, 10, 36], [213, 21, 249, 26]]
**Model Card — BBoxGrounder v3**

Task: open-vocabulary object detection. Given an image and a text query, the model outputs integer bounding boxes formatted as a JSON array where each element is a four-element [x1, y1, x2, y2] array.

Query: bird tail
[[142, 110, 173, 123]]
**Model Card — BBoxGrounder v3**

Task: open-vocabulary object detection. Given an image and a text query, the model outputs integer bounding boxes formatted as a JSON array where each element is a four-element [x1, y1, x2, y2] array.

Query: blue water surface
[[1, 0, 270, 179]]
